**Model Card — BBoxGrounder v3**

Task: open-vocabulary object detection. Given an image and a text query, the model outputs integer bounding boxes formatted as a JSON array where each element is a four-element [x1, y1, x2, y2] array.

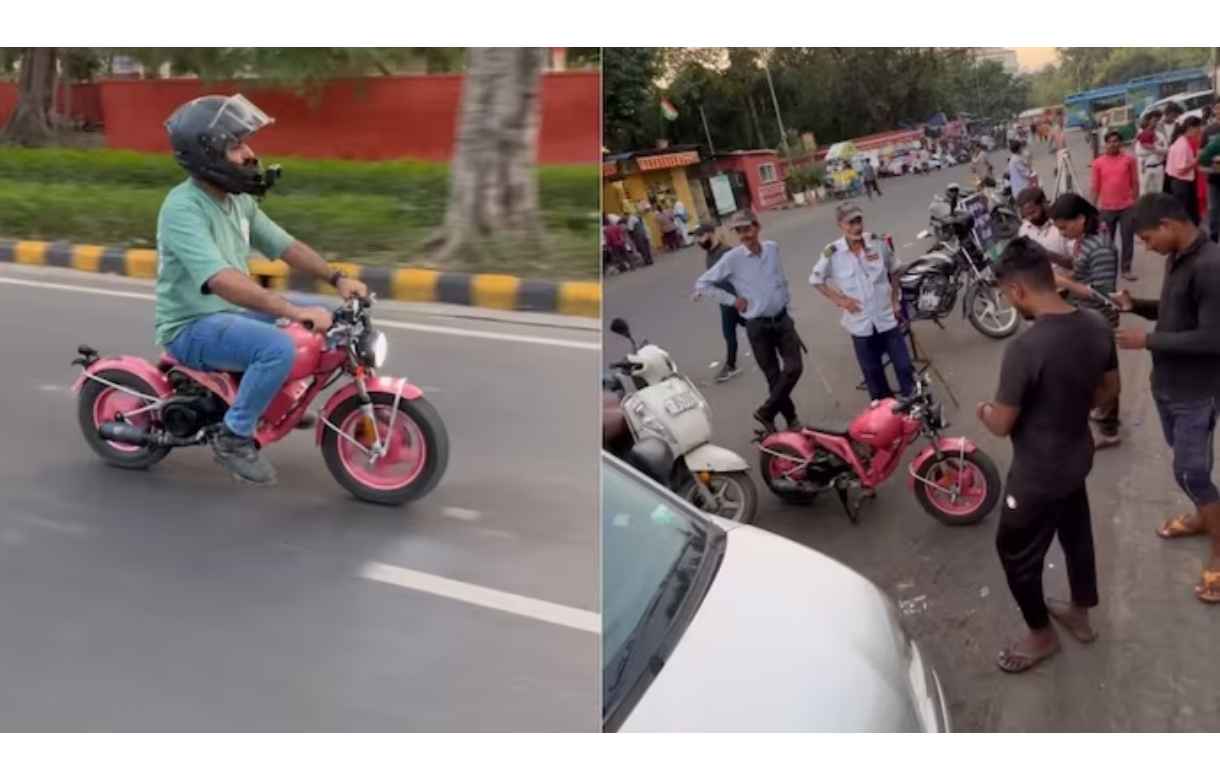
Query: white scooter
[[605, 318, 758, 525]]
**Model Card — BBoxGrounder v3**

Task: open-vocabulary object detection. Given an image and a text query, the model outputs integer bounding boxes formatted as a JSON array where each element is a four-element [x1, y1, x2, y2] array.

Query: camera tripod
[[1053, 148, 1081, 200]]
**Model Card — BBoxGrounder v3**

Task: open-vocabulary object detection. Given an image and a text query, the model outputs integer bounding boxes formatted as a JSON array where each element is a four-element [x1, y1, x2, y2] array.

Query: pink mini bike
[[72, 295, 448, 506], [756, 370, 1000, 526]]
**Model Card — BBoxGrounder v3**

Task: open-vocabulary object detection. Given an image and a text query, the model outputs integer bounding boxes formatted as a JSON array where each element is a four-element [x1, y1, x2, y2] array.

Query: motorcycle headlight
[[368, 330, 388, 368]]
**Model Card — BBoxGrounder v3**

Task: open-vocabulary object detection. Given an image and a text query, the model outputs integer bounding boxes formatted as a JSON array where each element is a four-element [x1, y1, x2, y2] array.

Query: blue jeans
[[165, 294, 327, 438], [852, 324, 915, 400], [1155, 396, 1219, 507]]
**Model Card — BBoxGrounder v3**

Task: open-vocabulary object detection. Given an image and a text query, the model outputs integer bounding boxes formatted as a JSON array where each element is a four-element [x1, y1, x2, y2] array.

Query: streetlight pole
[[762, 57, 789, 154], [699, 103, 716, 156]]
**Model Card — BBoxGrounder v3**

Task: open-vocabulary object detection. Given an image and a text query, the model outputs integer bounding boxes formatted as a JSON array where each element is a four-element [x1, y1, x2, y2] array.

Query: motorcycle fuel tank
[[849, 399, 906, 447], [284, 325, 326, 380]]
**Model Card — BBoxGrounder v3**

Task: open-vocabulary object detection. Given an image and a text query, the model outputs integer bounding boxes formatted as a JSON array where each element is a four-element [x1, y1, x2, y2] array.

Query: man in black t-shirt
[[977, 237, 1121, 674]]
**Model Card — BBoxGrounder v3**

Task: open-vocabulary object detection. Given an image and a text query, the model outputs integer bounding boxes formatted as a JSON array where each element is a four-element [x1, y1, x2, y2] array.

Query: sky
[[1015, 47, 1059, 72]]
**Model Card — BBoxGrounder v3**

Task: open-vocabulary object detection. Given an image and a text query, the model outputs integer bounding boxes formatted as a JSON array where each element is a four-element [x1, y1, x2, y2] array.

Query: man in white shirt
[[1016, 187, 1074, 272], [811, 203, 914, 401]]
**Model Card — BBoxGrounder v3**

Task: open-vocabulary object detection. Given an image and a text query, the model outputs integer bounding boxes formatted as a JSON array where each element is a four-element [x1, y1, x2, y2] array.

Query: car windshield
[[602, 458, 715, 705]]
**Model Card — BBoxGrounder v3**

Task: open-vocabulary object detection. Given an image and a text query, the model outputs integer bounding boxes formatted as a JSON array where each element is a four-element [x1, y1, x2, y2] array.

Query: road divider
[[0, 238, 600, 318]]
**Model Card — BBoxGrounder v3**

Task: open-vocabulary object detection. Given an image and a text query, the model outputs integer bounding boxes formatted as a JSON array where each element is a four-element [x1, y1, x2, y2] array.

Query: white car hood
[[619, 525, 925, 732]]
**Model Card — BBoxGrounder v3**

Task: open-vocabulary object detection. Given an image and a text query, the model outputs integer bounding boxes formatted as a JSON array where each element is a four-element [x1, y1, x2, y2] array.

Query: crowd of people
[[1131, 99, 1220, 242], [602, 200, 695, 273], [679, 134, 1220, 677]]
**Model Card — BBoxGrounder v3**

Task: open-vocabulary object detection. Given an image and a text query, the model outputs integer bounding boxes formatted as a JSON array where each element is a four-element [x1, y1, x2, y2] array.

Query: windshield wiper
[[604, 536, 704, 704]]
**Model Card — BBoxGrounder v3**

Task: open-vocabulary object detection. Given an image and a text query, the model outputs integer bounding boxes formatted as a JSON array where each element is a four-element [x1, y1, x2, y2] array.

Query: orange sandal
[[1195, 570, 1220, 604], [1157, 513, 1206, 539]]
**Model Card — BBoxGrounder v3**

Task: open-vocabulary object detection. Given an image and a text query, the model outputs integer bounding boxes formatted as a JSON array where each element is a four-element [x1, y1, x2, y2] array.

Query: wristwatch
[[328, 269, 346, 287]]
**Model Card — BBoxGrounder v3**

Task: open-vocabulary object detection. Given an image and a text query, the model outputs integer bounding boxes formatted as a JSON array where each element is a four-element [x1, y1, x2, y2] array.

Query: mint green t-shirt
[[153, 179, 296, 346]]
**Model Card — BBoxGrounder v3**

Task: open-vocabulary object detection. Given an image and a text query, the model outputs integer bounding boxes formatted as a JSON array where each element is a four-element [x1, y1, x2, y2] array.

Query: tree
[[603, 47, 663, 152], [3, 48, 58, 146], [427, 48, 548, 266]]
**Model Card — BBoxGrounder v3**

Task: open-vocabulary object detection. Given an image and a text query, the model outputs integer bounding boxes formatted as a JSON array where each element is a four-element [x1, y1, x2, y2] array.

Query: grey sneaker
[[211, 427, 277, 485], [715, 365, 742, 383]]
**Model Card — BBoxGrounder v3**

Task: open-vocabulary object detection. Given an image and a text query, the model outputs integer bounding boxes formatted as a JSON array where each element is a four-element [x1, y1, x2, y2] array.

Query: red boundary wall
[[0, 72, 598, 164]]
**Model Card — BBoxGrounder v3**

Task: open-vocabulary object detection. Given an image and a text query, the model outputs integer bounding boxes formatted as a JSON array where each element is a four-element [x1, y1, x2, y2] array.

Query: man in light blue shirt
[[695, 210, 805, 430], [811, 202, 914, 400]]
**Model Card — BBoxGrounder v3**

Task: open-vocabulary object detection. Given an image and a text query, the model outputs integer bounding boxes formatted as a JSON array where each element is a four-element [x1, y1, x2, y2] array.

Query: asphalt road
[[605, 129, 1220, 732], [0, 262, 600, 731]]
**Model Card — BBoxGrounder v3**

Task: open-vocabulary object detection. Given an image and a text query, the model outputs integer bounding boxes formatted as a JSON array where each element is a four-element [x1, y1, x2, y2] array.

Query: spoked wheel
[[912, 449, 1001, 526], [77, 369, 171, 469], [321, 392, 449, 505], [680, 472, 759, 525], [966, 283, 1019, 339]]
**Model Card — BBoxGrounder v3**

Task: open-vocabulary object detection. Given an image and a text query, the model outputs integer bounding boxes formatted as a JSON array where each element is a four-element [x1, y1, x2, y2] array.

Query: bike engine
[[805, 448, 852, 489], [161, 383, 227, 439], [910, 273, 956, 317]]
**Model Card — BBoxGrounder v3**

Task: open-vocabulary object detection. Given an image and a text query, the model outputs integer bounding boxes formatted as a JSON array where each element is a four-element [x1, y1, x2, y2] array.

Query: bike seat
[[803, 421, 851, 437], [159, 353, 242, 382]]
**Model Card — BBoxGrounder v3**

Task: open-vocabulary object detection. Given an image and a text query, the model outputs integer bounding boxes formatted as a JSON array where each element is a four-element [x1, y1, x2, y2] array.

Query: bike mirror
[[609, 318, 631, 338]]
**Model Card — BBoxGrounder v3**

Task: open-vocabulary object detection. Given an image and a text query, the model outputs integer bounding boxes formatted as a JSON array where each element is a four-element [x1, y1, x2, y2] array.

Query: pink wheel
[[321, 392, 448, 505], [912, 449, 1001, 526], [77, 370, 170, 469]]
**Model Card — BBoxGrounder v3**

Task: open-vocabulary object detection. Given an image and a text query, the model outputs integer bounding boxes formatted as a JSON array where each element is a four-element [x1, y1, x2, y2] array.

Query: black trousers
[[1100, 207, 1135, 273], [1169, 176, 1200, 225], [864, 179, 882, 198], [996, 484, 1099, 631], [719, 304, 745, 369], [745, 313, 803, 425]]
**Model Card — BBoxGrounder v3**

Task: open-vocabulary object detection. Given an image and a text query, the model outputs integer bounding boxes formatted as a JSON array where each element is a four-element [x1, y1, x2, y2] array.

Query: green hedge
[[0, 148, 597, 214], [0, 179, 589, 253], [0, 148, 598, 278]]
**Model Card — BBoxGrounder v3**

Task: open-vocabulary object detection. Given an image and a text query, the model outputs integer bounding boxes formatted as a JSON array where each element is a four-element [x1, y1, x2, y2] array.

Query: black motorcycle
[[899, 195, 1020, 340]]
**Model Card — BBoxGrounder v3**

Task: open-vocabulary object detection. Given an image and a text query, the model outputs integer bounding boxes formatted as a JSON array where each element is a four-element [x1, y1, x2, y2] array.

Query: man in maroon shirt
[[1093, 130, 1141, 281]]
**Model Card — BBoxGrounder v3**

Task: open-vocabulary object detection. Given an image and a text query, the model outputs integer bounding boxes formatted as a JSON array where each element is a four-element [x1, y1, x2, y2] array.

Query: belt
[[751, 307, 788, 324]]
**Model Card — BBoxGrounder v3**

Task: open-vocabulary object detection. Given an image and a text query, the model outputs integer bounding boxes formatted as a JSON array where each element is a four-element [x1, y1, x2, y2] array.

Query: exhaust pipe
[[99, 422, 154, 446], [97, 422, 202, 448]]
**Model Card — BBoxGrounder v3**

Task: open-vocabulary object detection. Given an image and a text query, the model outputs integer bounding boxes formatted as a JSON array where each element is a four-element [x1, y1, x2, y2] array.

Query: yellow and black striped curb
[[0, 239, 601, 319]]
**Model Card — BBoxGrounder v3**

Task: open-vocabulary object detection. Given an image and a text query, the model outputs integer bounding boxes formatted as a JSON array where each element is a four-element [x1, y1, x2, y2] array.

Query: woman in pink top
[[1167, 116, 1204, 225]]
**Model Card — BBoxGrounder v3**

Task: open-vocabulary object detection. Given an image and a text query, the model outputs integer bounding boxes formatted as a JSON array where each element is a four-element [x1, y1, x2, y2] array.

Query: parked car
[[1141, 90, 1214, 124], [602, 451, 952, 732]]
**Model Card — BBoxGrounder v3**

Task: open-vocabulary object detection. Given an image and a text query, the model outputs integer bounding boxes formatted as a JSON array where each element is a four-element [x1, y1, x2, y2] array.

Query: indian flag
[[660, 98, 678, 121]]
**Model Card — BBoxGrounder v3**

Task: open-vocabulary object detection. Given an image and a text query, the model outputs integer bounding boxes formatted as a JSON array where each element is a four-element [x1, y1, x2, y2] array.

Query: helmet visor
[[207, 94, 274, 142]]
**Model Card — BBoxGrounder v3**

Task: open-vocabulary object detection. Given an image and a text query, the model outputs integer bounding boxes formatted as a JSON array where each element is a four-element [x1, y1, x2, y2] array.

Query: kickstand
[[836, 481, 862, 524]]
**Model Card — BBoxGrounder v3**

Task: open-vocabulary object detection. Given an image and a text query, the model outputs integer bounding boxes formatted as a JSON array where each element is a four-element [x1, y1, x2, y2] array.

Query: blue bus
[[1063, 67, 1211, 127]]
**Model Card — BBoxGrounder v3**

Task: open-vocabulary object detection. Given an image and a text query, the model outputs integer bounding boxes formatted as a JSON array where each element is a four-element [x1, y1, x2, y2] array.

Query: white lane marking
[[376, 320, 598, 351], [360, 561, 600, 634], [39, 384, 69, 393], [442, 506, 483, 522], [0, 276, 599, 351]]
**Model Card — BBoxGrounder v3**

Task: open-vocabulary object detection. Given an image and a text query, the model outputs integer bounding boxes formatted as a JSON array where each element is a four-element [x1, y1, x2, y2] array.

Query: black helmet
[[165, 94, 280, 196]]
